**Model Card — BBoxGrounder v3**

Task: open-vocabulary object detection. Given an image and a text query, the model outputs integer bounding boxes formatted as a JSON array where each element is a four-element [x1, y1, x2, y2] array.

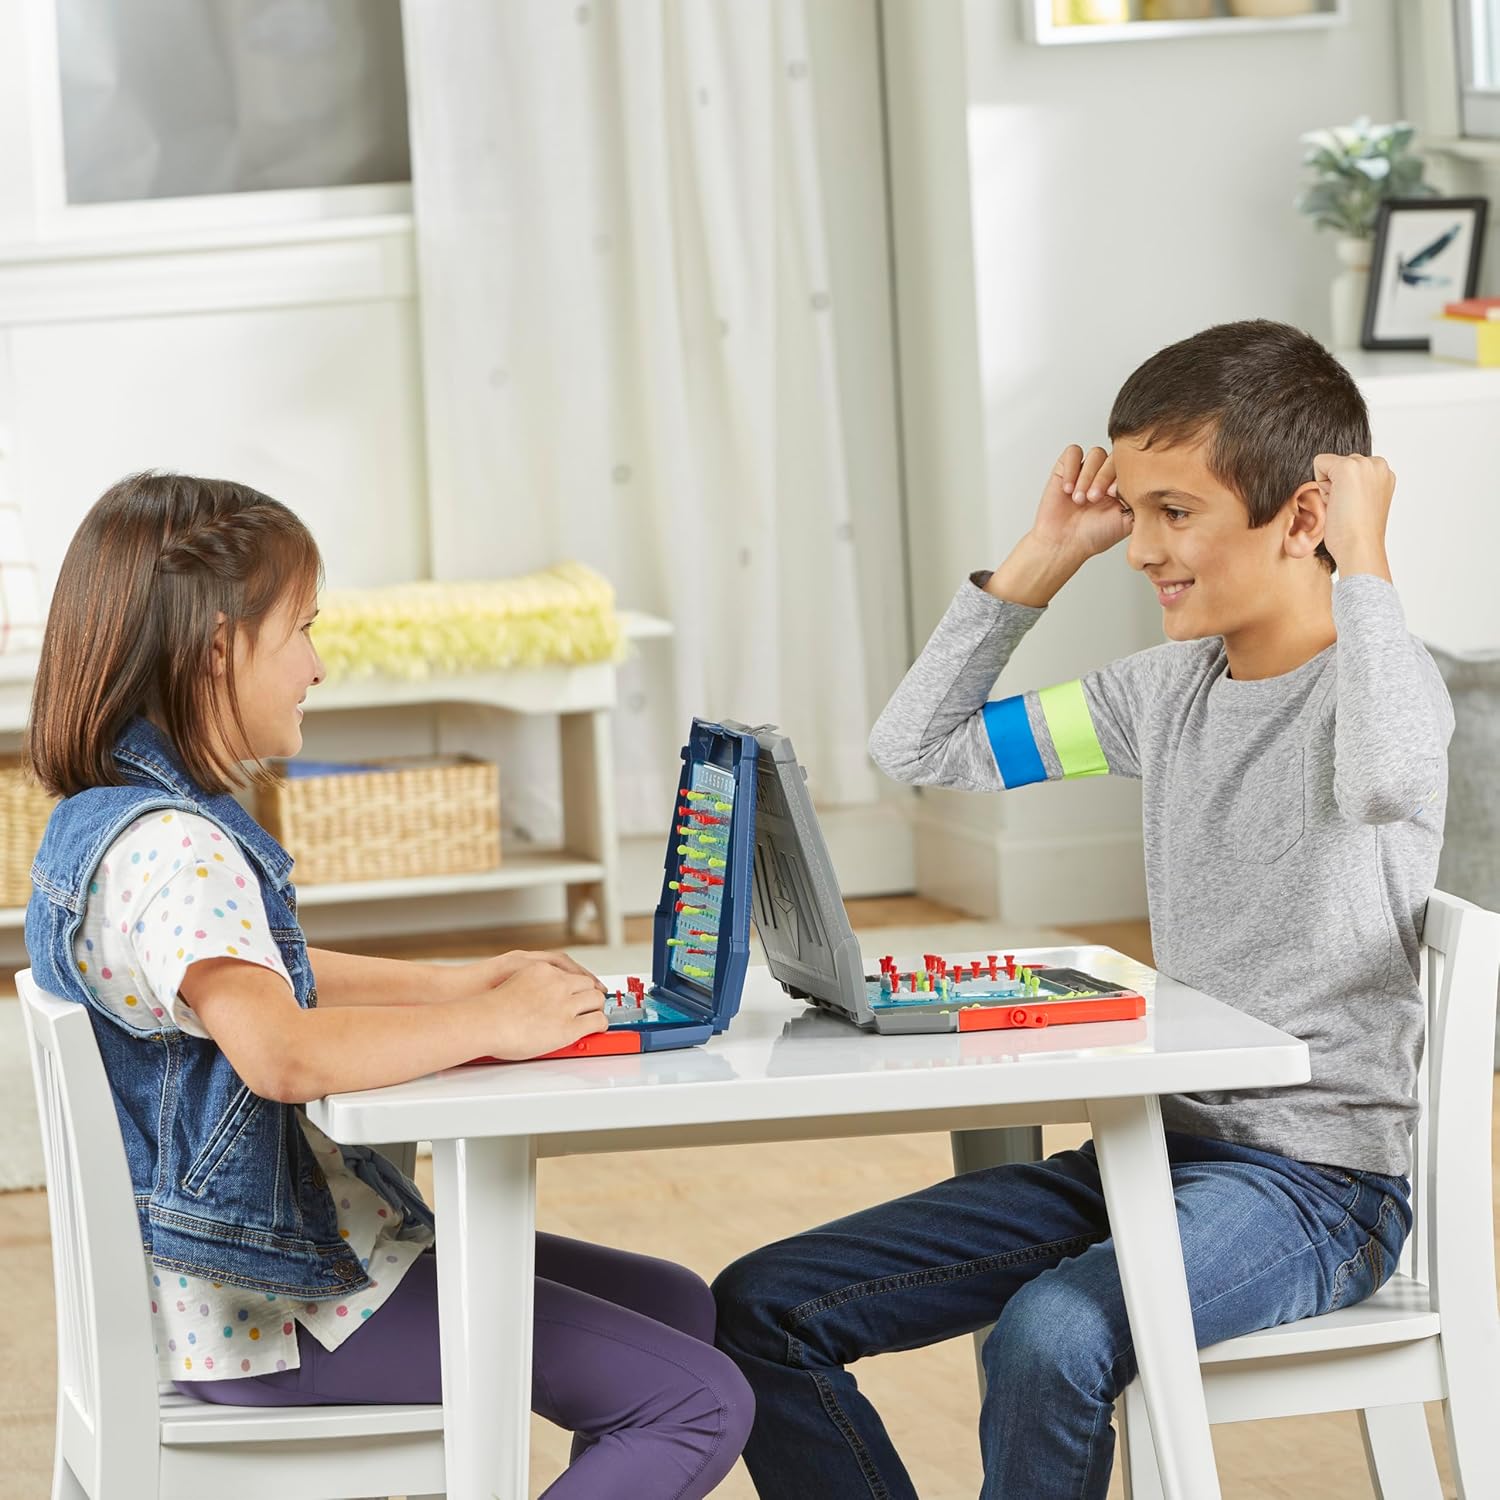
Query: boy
[[711, 320, 1452, 1499]]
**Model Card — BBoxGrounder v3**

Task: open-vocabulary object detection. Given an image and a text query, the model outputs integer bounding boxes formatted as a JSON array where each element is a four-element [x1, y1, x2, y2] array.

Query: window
[[55, 0, 410, 205], [1456, 0, 1500, 139]]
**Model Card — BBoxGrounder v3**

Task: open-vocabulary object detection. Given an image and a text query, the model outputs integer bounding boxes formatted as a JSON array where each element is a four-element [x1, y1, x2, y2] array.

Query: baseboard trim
[[914, 811, 1148, 925]]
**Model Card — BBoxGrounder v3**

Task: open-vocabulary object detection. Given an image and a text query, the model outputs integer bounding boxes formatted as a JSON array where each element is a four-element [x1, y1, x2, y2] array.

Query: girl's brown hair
[[26, 472, 323, 798]]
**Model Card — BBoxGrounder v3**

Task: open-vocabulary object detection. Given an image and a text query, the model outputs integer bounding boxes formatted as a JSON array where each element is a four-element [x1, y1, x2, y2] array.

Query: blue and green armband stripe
[[981, 680, 1109, 789]]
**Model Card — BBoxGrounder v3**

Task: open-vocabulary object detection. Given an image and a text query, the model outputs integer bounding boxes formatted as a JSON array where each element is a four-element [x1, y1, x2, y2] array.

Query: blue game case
[[639, 719, 759, 1050]]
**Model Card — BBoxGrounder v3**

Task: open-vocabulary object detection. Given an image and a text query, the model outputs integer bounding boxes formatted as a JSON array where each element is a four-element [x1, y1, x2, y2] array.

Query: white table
[[305, 945, 1310, 1500]]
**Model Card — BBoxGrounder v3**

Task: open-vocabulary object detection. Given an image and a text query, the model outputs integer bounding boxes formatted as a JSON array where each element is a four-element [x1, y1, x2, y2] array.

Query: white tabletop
[[305, 945, 1310, 1145]]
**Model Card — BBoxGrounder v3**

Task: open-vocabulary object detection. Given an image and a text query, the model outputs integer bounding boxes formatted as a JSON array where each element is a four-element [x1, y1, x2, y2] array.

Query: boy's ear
[[1283, 480, 1327, 561], [210, 613, 228, 679]]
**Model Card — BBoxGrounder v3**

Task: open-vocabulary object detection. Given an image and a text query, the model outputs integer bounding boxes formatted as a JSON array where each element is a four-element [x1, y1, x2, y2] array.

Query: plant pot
[[1330, 235, 1372, 350]]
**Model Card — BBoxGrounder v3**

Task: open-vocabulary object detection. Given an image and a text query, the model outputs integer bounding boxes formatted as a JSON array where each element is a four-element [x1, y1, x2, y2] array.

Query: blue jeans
[[712, 1132, 1409, 1500]]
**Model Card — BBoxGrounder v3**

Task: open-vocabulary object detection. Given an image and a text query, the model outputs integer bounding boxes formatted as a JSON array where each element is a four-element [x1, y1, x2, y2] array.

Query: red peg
[[1005, 953, 1016, 979]]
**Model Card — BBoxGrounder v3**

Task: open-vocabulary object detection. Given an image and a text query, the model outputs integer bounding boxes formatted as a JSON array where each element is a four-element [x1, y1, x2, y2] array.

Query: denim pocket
[[1328, 1194, 1399, 1312], [181, 1084, 265, 1196], [1304, 1164, 1362, 1218]]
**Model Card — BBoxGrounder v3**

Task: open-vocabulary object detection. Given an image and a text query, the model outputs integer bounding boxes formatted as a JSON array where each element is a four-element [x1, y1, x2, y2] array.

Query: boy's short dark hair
[[1108, 319, 1370, 571]]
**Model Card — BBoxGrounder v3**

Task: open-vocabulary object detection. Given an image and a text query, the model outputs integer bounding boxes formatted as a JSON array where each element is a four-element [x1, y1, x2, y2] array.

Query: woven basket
[[258, 756, 501, 887], [0, 755, 57, 909]]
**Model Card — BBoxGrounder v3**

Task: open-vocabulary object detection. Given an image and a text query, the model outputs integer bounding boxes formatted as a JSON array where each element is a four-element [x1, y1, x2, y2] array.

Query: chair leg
[[51, 1453, 87, 1500], [1117, 1380, 1166, 1500], [1358, 1404, 1442, 1500], [1441, 1374, 1500, 1497]]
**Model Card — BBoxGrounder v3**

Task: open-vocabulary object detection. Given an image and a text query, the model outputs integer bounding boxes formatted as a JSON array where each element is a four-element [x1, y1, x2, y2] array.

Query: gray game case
[[719, 720, 879, 1028]]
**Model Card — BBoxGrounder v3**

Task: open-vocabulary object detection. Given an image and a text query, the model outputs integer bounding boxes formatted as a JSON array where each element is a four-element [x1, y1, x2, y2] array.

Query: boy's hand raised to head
[[1313, 453, 1394, 583], [984, 445, 1130, 608]]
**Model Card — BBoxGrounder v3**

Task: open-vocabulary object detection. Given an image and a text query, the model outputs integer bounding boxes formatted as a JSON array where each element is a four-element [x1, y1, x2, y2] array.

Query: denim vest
[[25, 717, 435, 1297]]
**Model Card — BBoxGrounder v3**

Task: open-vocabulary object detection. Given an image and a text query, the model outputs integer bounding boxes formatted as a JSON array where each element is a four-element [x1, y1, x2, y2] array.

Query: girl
[[25, 472, 752, 1500]]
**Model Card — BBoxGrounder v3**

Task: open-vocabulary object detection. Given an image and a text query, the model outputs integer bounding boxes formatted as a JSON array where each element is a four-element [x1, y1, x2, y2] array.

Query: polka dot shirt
[[74, 811, 434, 1382]]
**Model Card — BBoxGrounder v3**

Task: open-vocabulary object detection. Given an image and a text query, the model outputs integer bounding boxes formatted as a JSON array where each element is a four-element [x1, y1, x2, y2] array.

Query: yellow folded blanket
[[314, 562, 626, 682]]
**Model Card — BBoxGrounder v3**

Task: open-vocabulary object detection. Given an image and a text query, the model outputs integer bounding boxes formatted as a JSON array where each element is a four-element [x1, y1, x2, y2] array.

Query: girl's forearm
[[276, 995, 486, 1102], [307, 946, 463, 1008]]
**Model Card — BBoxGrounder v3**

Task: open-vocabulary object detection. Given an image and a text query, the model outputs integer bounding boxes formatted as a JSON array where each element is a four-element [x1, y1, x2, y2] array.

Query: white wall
[[884, 0, 1403, 924]]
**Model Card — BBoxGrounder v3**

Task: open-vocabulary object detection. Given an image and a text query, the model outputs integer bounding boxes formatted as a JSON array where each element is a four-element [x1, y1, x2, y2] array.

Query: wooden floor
[[0, 903, 1484, 1498]]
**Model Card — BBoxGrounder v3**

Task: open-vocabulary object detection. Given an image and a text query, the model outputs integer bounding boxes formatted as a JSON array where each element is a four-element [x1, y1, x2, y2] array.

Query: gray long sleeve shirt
[[869, 573, 1453, 1176]]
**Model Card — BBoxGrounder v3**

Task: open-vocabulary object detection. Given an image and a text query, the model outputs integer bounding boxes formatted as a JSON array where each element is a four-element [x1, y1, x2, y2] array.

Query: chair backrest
[[1400, 892, 1500, 1329], [17, 969, 161, 1494]]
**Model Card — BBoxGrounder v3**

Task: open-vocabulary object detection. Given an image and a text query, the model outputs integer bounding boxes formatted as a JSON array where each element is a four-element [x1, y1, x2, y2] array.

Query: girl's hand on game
[[470, 962, 608, 1060], [1313, 451, 1394, 581], [1030, 445, 1130, 563], [469, 949, 607, 995]]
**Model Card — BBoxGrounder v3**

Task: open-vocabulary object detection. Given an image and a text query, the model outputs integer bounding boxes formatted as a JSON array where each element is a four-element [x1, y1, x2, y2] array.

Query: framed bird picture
[[1362, 197, 1489, 350]]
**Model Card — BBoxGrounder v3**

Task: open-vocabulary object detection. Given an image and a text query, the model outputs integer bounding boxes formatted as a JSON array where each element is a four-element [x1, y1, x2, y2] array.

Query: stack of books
[[1430, 296, 1500, 366]]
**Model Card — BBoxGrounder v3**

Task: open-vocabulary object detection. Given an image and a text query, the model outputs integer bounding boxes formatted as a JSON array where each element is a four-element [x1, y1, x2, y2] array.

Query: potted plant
[[1296, 118, 1436, 348]]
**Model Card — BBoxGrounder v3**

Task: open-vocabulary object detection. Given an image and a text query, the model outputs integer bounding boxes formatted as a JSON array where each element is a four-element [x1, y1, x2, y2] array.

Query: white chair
[[1118, 890, 1500, 1499], [17, 968, 447, 1500]]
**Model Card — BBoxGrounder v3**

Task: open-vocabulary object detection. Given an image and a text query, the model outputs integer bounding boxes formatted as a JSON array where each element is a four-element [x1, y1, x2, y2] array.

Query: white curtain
[[0, 439, 43, 655], [399, 0, 877, 841]]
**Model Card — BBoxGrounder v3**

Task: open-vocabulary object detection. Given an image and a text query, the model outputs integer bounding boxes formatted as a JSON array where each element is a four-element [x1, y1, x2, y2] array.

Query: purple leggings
[[174, 1234, 753, 1500]]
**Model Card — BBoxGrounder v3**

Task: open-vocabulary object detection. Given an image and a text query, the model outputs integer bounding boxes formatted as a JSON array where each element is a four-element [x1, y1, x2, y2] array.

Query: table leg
[[951, 1126, 1045, 1393], [1088, 1095, 1220, 1500], [431, 1135, 537, 1500]]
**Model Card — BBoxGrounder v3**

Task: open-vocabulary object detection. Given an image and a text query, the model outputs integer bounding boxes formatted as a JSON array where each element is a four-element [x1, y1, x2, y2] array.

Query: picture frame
[[1361, 196, 1489, 351]]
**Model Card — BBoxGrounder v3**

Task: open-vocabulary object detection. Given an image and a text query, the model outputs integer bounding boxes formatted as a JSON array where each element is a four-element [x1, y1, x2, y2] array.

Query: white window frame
[[21, 0, 411, 247], [1454, 0, 1500, 138], [1397, 0, 1500, 158]]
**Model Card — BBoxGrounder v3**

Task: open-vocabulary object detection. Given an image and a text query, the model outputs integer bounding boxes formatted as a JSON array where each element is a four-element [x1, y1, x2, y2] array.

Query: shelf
[[293, 851, 607, 908], [0, 613, 672, 734], [1026, 1, 1347, 45], [0, 850, 608, 929], [1338, 349, 1500, 403]]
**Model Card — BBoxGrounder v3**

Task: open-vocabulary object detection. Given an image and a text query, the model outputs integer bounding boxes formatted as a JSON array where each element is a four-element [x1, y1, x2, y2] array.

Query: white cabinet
[[1344, 351, 1500, 654]]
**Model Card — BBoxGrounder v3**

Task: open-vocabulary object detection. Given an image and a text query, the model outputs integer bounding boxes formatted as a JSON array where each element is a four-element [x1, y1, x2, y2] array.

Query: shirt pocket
[[1215, 745, 1306, 866]]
